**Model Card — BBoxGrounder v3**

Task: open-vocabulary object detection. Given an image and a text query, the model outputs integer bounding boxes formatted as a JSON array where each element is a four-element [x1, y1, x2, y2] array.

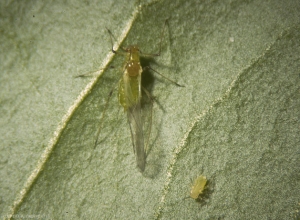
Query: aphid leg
[[106, 28, 129, 54], [143, 66, 184, 87], [140, 19, 184, 87], [106, 27, 118, 53], [94, 81, 119, 148], [142, 86, 154, 154], [74, 66, 114, 78], [75, 70, 98, 78], [140, 19, 169, 57], [156, 18, 170, 56]]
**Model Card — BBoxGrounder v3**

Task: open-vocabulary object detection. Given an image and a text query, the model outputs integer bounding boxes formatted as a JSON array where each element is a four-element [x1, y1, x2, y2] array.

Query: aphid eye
[[190, 175, 207, 199]]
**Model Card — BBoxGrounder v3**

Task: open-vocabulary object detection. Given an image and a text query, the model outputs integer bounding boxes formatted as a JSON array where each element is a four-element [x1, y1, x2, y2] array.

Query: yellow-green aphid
[[118, 45, 145, 172], [190, 175, 207, 199], [95, 20, 182, 173]]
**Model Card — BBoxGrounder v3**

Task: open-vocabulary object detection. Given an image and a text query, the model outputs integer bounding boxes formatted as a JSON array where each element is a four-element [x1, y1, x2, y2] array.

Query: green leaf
[[1, 0, 299, 219]]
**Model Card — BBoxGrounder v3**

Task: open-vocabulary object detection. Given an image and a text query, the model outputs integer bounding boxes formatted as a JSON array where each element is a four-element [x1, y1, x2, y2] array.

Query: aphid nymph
[[190, 175, 207, 199]]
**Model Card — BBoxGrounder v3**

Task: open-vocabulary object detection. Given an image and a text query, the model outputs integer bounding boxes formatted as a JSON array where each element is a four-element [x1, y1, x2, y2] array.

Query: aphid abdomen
[[119, 76, 140, 110], [121, 63, 145, 171]]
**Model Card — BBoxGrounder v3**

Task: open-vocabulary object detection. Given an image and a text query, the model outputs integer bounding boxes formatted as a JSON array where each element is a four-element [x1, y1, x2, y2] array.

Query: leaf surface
[[1, 0, 299, 219]]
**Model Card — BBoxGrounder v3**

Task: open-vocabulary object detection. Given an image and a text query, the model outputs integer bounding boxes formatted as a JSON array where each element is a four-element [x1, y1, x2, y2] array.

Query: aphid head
[[126, 45, 140, 62], [127, 45, 139, 52]]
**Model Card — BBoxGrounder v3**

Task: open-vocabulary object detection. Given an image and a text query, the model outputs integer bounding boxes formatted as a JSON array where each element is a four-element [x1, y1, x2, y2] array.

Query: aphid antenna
[[105, 27, 128, 55]]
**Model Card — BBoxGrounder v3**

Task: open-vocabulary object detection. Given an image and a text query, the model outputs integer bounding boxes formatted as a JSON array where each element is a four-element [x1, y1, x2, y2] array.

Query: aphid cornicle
[[190, 175, 207, 199]]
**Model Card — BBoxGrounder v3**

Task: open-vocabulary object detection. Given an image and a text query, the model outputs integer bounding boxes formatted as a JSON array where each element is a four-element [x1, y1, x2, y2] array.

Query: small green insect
[[85, 19, 183, 172], [190, 175, 207, 199]]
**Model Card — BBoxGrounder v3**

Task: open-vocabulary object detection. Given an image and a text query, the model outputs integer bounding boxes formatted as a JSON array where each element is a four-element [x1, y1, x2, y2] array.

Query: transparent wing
[[127, 102, 145, 172], [123, 73, 146, 172]]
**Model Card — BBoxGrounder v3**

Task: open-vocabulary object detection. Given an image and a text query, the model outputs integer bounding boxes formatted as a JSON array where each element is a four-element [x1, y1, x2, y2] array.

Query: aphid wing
[[123, 72, 146, 172], [127, 102, 145, 171]]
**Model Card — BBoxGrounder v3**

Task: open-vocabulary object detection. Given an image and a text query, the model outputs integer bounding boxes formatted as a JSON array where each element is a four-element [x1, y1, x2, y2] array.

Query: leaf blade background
[[0, 0, 299, 219]]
